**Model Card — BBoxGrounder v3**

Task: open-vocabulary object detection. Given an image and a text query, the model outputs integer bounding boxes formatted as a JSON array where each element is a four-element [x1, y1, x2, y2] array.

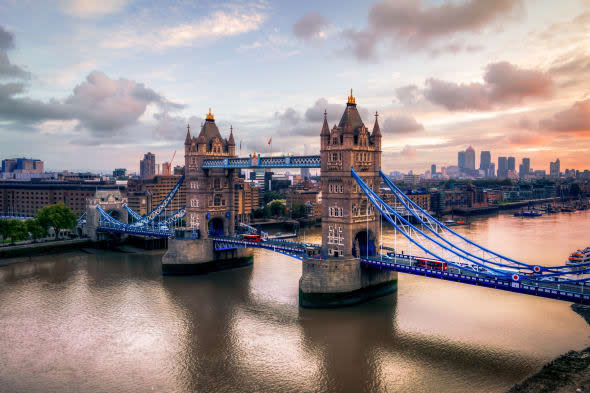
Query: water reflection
[[0, 210, 589, 392]]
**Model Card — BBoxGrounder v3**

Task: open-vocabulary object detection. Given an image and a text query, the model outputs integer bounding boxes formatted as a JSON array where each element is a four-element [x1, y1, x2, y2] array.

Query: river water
[[1, 210, 589, 392]]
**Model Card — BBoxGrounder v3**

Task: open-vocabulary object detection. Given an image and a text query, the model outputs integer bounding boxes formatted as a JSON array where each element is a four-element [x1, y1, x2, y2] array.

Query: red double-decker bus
[[239, 234, 262, 242], [415, 257, 447, 271]]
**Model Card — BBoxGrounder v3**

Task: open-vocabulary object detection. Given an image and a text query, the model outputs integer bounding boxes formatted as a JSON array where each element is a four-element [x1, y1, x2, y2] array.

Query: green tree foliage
[[25, 219, 46, 241], [291, 203, 308, 219], [269, 201, 286, 217], [570, 183, 582, 197], [36, 203, 77, 240], [0, 219, 28, 242], [263, 191, 282, 204]]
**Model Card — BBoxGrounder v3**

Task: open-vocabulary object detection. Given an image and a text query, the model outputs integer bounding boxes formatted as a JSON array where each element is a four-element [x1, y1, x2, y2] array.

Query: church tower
[[184, 109, 237, 239], [320, 90, 382, 258]]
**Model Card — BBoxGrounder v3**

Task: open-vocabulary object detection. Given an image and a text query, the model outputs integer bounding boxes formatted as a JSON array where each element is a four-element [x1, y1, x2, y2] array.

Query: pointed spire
[[206, 108, 214, 121], [372, 111, 381, 137], [347, 88, 356, 106], [185, 123, 191, 145], [321, 109, 330, 136], [228, 125, 235, 145]]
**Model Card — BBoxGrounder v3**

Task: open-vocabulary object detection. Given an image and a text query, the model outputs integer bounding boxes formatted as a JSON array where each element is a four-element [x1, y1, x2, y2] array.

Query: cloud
[[540, 99, 590, 133], [382, 115, 424, 134], [505, 131, 551, 146], [424, 61, 553, 111], [304, 97, 369, 123], [0, 70, 183, 136], [60, 0, 131, 17], [395, 84, 421, 105], [274, 107, 301, 127], [343, 0, 522, 60], [293, 12, 328, 41], [103, 7, 267, 49], [400, 145, 418, 158], [0, 26, 30, 79]]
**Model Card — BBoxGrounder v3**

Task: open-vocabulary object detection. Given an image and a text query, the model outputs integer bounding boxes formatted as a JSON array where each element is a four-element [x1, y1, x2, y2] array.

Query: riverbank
[[507, 305, 590, 393], [0, 238, 91, 261]]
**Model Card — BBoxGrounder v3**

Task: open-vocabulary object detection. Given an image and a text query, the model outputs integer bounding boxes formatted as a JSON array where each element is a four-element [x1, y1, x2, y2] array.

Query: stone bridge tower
[[299, 91, 397, 307], [184, 109, 236, 239], [320, 89, 381, 258], [85, 190, 128, 242], [163, 109, 253, 274]]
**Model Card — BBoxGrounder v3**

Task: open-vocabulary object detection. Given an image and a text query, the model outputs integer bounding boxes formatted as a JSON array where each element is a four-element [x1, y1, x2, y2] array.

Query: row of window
[[329, 207, 344, 217], [328, 184, 344, 193]]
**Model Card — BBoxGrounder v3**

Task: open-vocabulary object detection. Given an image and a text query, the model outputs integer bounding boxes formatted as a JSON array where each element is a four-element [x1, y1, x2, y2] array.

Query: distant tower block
[[299, 91, 397, 307]]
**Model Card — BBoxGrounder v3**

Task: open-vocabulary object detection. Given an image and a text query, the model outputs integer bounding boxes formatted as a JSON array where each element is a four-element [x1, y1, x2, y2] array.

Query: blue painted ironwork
[[361, 256, 589, 305], [202, 155, 320, 169], [131, 174, 185, 226]]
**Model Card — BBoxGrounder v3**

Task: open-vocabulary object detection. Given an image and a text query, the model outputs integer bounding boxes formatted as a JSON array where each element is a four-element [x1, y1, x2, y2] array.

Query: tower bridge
[[86, 91, 589, 307]]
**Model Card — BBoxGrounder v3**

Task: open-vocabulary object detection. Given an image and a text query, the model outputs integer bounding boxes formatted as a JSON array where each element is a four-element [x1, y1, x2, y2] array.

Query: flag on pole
[[268, 137, 272, 145]]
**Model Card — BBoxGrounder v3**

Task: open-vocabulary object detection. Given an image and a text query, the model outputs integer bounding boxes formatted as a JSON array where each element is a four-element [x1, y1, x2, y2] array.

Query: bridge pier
[[299, 256, 397, 308], [162, 238, 253, 275]]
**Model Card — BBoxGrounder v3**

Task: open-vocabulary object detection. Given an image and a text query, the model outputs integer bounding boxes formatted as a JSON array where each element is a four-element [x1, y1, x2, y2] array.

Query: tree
[[269, 201, 286, 217], [36, 203, 77, 240], [0, 219, 28, 243], [25, 219, 46, 241], [570, 183, 582, 197], [264, 191, 282, 204], [291, 203, 308, 219]]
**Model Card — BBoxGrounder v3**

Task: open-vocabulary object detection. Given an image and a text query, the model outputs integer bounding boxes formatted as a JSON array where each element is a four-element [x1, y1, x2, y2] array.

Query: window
[[333, 137, 338, 145]]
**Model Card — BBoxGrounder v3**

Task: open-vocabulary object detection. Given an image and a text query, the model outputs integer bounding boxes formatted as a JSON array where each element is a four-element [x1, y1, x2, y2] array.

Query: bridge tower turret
[[163, 109, 253, 274], [299, 90, 397, 307], [184, 108, 236, 239], [320, 89, 381, 258]]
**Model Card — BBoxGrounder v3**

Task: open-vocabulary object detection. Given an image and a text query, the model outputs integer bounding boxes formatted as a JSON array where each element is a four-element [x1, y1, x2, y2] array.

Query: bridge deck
[[362, 255, 590, 305]]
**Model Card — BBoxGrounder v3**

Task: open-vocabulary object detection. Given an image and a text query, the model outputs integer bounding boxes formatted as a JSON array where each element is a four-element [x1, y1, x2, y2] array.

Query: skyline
[[0, 0, 589, 173]]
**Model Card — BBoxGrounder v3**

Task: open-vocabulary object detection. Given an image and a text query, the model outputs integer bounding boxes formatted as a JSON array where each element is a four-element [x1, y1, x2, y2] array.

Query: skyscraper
[[458, 151, 466, 169], [431, 164, 436, 175], [550, 158, 561, 177], [508, 157, 515, 173], [519, 158, 530, 177], [480, 151, 491, 170], [498, 157, 507, 177], [480, 151, 491, 176], [140, 152, 156, 179], [465, 146, 475, 171]]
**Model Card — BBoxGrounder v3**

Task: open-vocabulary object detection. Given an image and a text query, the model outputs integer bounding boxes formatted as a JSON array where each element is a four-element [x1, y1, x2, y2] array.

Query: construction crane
[[163, 150, 176, 175]]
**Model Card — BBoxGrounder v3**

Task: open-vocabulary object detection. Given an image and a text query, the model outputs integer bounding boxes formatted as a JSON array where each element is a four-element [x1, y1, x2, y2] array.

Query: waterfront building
[[140, 152, 156, 179], [0, 180, 122, 216]]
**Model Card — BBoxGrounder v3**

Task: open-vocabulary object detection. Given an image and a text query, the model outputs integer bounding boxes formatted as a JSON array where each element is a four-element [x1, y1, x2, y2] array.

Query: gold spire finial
[[206, 108, 214, 121], [347, 88, 356, 105]]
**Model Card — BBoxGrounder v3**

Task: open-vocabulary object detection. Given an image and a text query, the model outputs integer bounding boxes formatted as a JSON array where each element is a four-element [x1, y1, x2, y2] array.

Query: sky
[[0, 0, 589, 174]]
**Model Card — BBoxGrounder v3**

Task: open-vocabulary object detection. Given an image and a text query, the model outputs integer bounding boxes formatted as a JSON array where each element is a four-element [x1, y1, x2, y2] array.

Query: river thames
[[1, 210, 589, 392]]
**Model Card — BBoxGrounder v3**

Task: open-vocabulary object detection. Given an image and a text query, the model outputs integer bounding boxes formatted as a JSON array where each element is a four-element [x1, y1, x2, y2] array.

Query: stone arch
[[208, 217, 225, 237], [352, 229, 376, 257]]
